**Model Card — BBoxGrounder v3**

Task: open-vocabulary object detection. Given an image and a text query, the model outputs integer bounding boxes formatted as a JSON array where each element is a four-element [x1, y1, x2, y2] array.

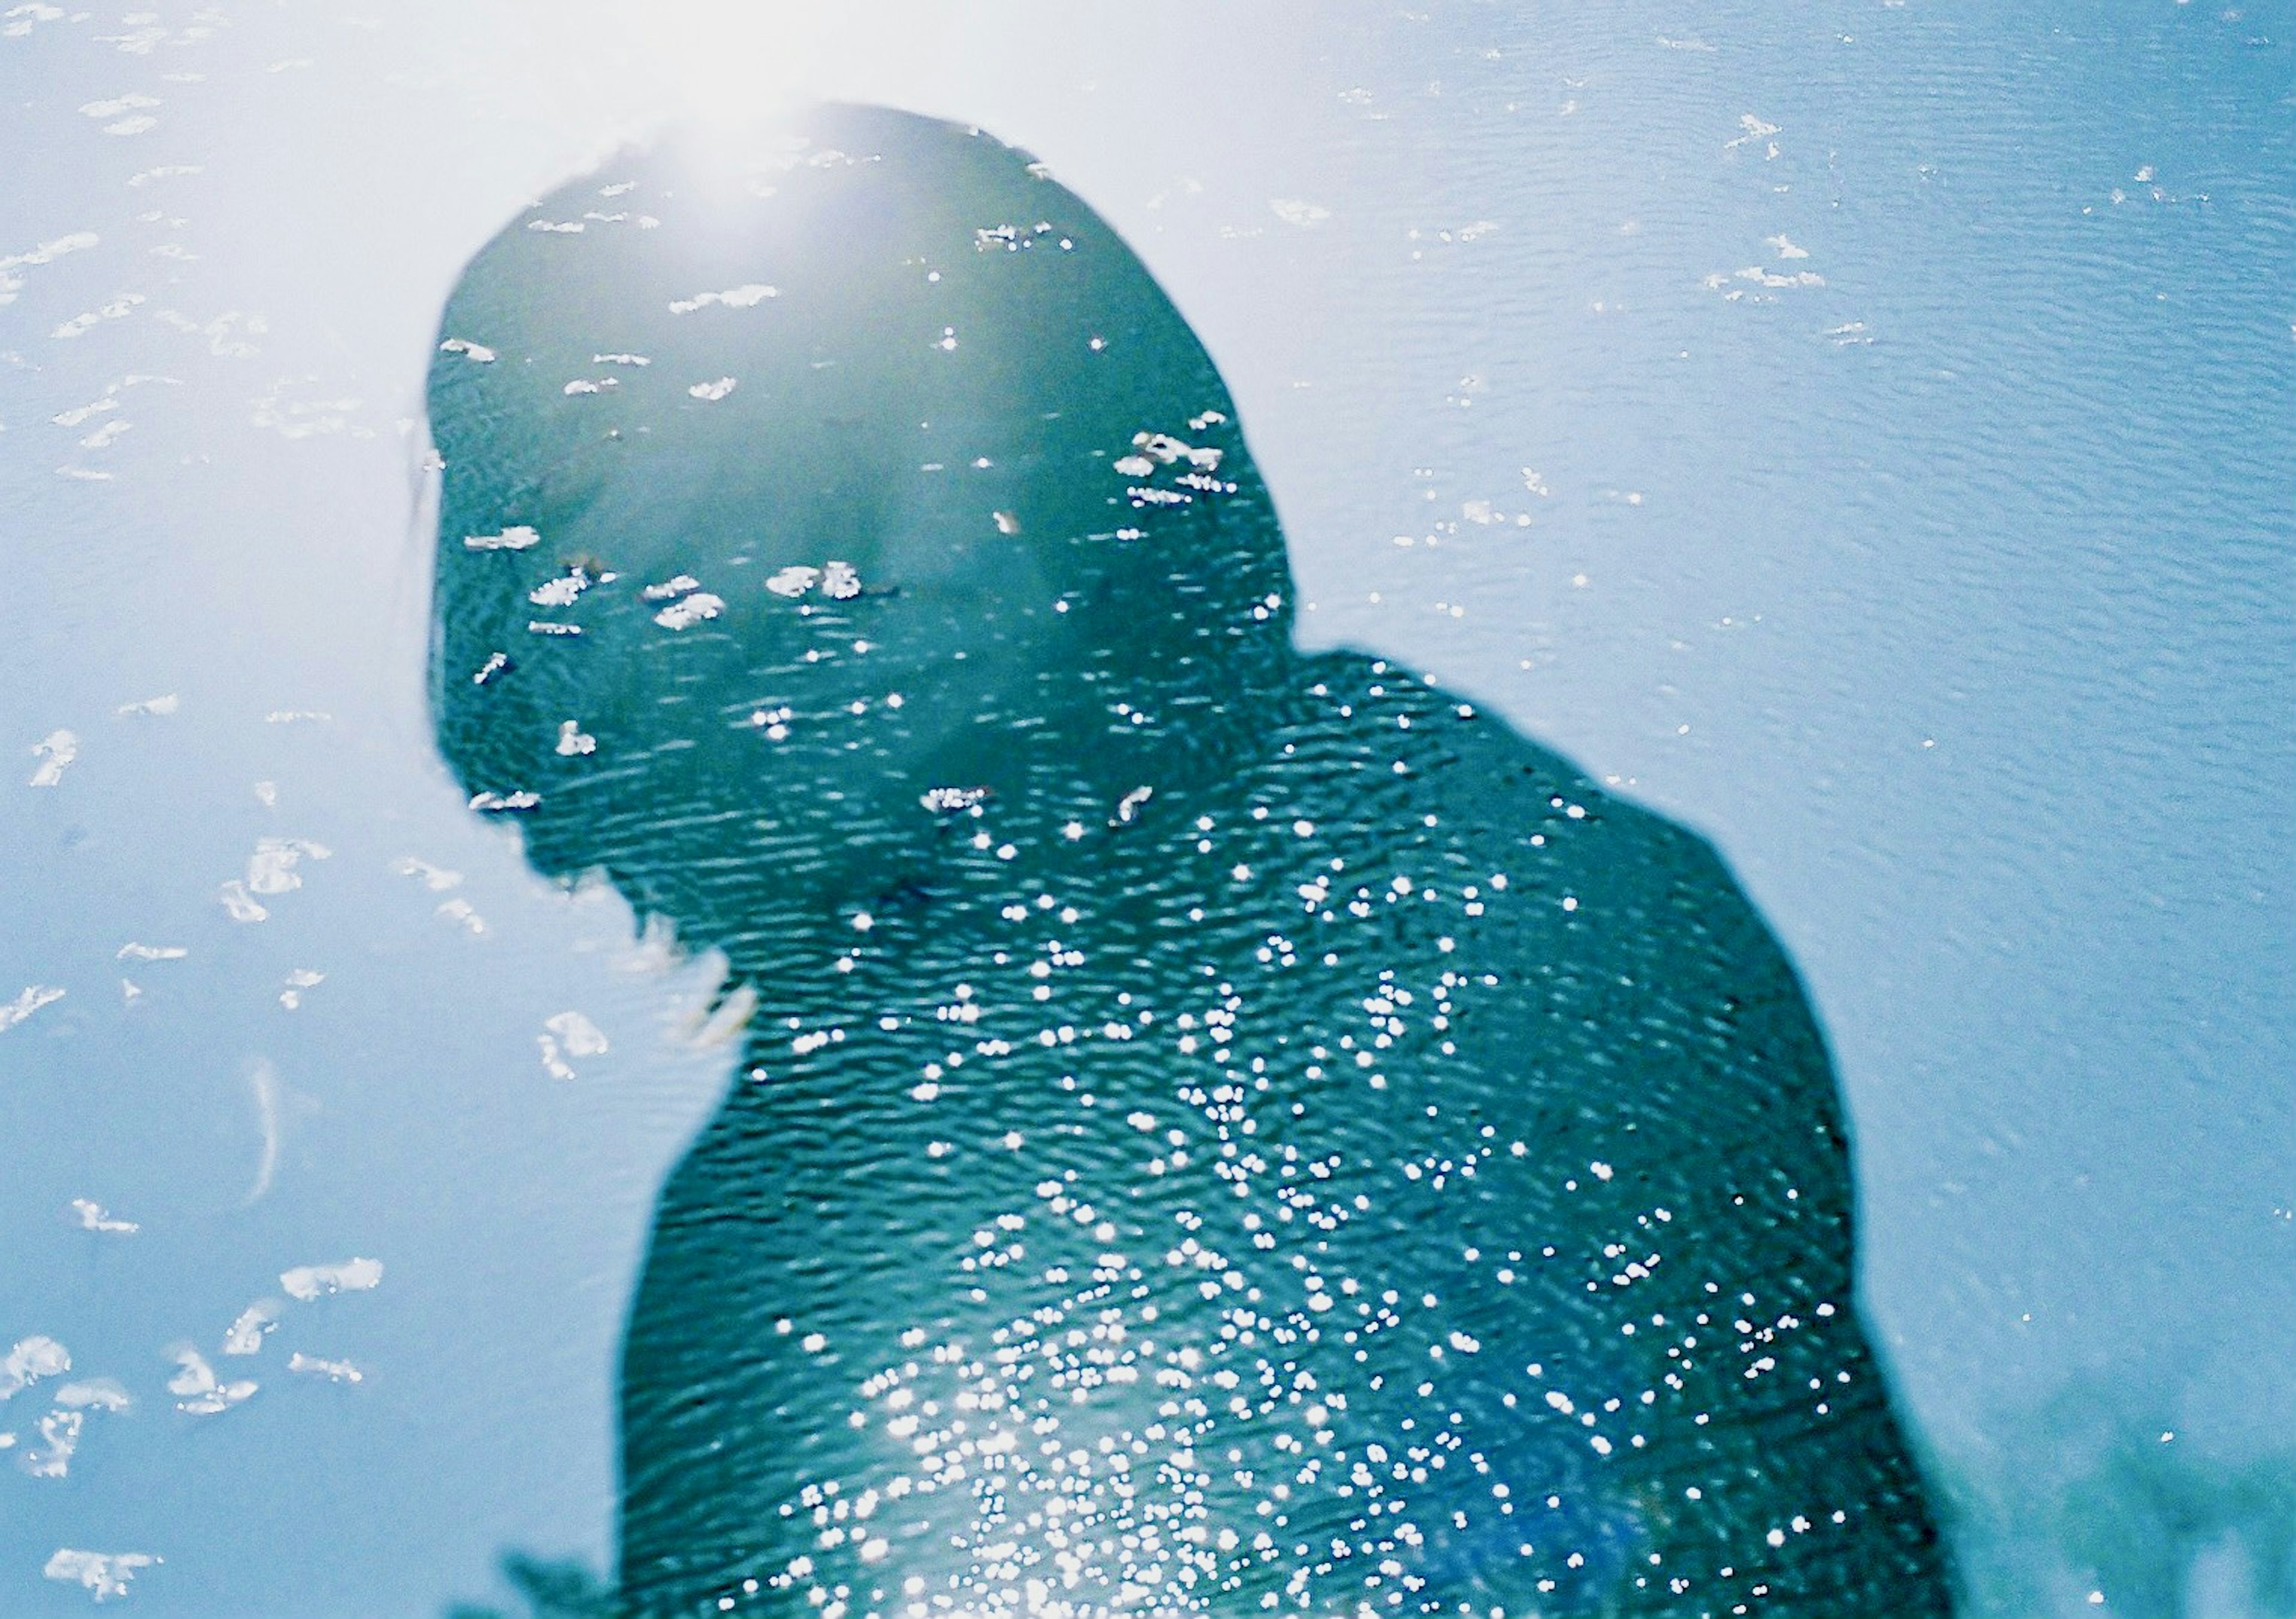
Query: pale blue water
[[2, 4, 2290, 1615]]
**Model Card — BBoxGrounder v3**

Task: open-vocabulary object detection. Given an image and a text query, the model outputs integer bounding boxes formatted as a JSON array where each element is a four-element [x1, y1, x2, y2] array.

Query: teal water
[[429, 109, 1947, 1616], [1, 5, 2288, 1615]]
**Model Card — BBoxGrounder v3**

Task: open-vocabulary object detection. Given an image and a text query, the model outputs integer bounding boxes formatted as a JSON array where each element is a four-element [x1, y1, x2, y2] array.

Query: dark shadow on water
[[428, 105, 1954, 1618]]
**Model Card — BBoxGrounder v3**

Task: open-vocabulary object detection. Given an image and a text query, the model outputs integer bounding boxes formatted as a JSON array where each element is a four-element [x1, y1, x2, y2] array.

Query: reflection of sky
[[1, 2, 2288, 1612]]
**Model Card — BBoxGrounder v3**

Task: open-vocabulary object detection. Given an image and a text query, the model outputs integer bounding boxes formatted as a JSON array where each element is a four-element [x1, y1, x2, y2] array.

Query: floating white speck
[[1113, 455, 1154, 478], [642, 575, 701, 601], [113, 693, 176, 717], [279, 1257, 382, 1302], [463, 526, 541, 551], [55, 1379, 128, 1414], [253, 780, 277, 806], [526, 219, 584, 233], [687, 377, 738, 402], [992, 510, 1021, 535], [561, 377, 616, 396], [438, 337, 496, 362], [1766, 233, 1810, 259], [167, 1348, 255, 1415], [28, 729, 76, 787], [221, 1300, 278, 1355], [820, 561, 861, 599], [1, 986, 66, 1031], [765, 566, 819, 598], [668, 283, 777, 314], [591, 352, 649, 366], [44, 1547, 158, 1601], [218, 881, 267, 922], [654, 592, 725, 630], [1270, 198, 1330, 227], [288, 1352, 363, 1383], [69, 1200, 138, 1235], [1, 1337, 69, 1400], [555, 720, 596, 756], [262, 710, 331, 724], [277, 968, 323, 1010], [468, 790, 541, 812]]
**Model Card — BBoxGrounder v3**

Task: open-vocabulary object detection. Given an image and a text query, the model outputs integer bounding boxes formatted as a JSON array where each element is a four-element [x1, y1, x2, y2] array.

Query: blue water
[[2, 4, 2289, 1615]]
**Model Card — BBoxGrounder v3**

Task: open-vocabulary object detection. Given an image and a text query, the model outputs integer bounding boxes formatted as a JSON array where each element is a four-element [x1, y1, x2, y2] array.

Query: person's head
[[426, 106, 1296, 961]]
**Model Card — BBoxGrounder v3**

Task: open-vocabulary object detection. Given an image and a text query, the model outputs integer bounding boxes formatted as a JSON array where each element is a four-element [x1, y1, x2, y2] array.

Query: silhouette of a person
[[428, 106, 1952, 1619]]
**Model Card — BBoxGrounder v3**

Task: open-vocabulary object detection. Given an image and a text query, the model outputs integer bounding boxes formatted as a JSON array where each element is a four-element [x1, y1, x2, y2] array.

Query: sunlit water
[[1, 5, 2288, 1617]]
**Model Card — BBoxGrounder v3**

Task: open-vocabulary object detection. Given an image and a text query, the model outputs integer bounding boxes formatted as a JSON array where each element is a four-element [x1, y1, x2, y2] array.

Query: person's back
[[427, 105, 1952, 1617]]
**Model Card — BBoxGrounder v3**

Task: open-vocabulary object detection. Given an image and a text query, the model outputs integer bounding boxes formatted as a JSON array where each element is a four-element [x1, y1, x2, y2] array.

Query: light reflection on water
[[1, 5, 2288, 1616]]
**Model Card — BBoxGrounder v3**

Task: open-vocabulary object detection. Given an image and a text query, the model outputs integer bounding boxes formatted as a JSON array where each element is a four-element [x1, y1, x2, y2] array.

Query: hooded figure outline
[[428, 105, 1953, 1619]]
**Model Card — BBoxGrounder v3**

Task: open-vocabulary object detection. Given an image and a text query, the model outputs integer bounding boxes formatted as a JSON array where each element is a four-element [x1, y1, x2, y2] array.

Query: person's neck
[[714, 642, 1312, 1033]]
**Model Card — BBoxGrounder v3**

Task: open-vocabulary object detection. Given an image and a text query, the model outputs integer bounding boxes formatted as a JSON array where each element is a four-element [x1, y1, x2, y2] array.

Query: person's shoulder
[[1287, 648, 1723, 875]]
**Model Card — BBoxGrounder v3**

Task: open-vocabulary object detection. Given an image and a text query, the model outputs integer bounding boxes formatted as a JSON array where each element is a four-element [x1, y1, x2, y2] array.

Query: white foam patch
[[653, 592, 725, 630], [529, 573, 591, 607], [686, 377, 737, 402], [69, 1200, 138, 1234], [1, 985, 66, 1032], [277, 968, 323, 1010], [538, 1010, 609, 1079], [279, 1257, 383, 1301], [390, 856, 462, 891], [28, 729, 77, 787], [77, 93, 159, 120], [167, 1348, 255, 1415], [54, 1379, 129, 1413], [463, 525, 541, 551], [288, 1353, 363, 1383], [438, 337, 496, 362], [44, 1548, 160, 1602], [435, 897, 486, 934], [0, 4, 65, 39], [222, 1301, 279, 1356], [217, 881, 267, 922], [246, 836, 330, 896], [668, 282, 777, 314], [0, 1337, 69, 1401], [53, 293, 144, 340]]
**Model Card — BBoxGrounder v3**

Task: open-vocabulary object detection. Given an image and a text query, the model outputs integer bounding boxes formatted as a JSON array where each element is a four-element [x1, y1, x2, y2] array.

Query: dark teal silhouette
[[429, 105, 1952, 1619]]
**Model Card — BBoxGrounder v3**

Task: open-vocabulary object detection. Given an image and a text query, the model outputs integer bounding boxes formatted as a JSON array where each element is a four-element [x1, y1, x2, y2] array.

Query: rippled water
[[2, 5, 2289, 1616]]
